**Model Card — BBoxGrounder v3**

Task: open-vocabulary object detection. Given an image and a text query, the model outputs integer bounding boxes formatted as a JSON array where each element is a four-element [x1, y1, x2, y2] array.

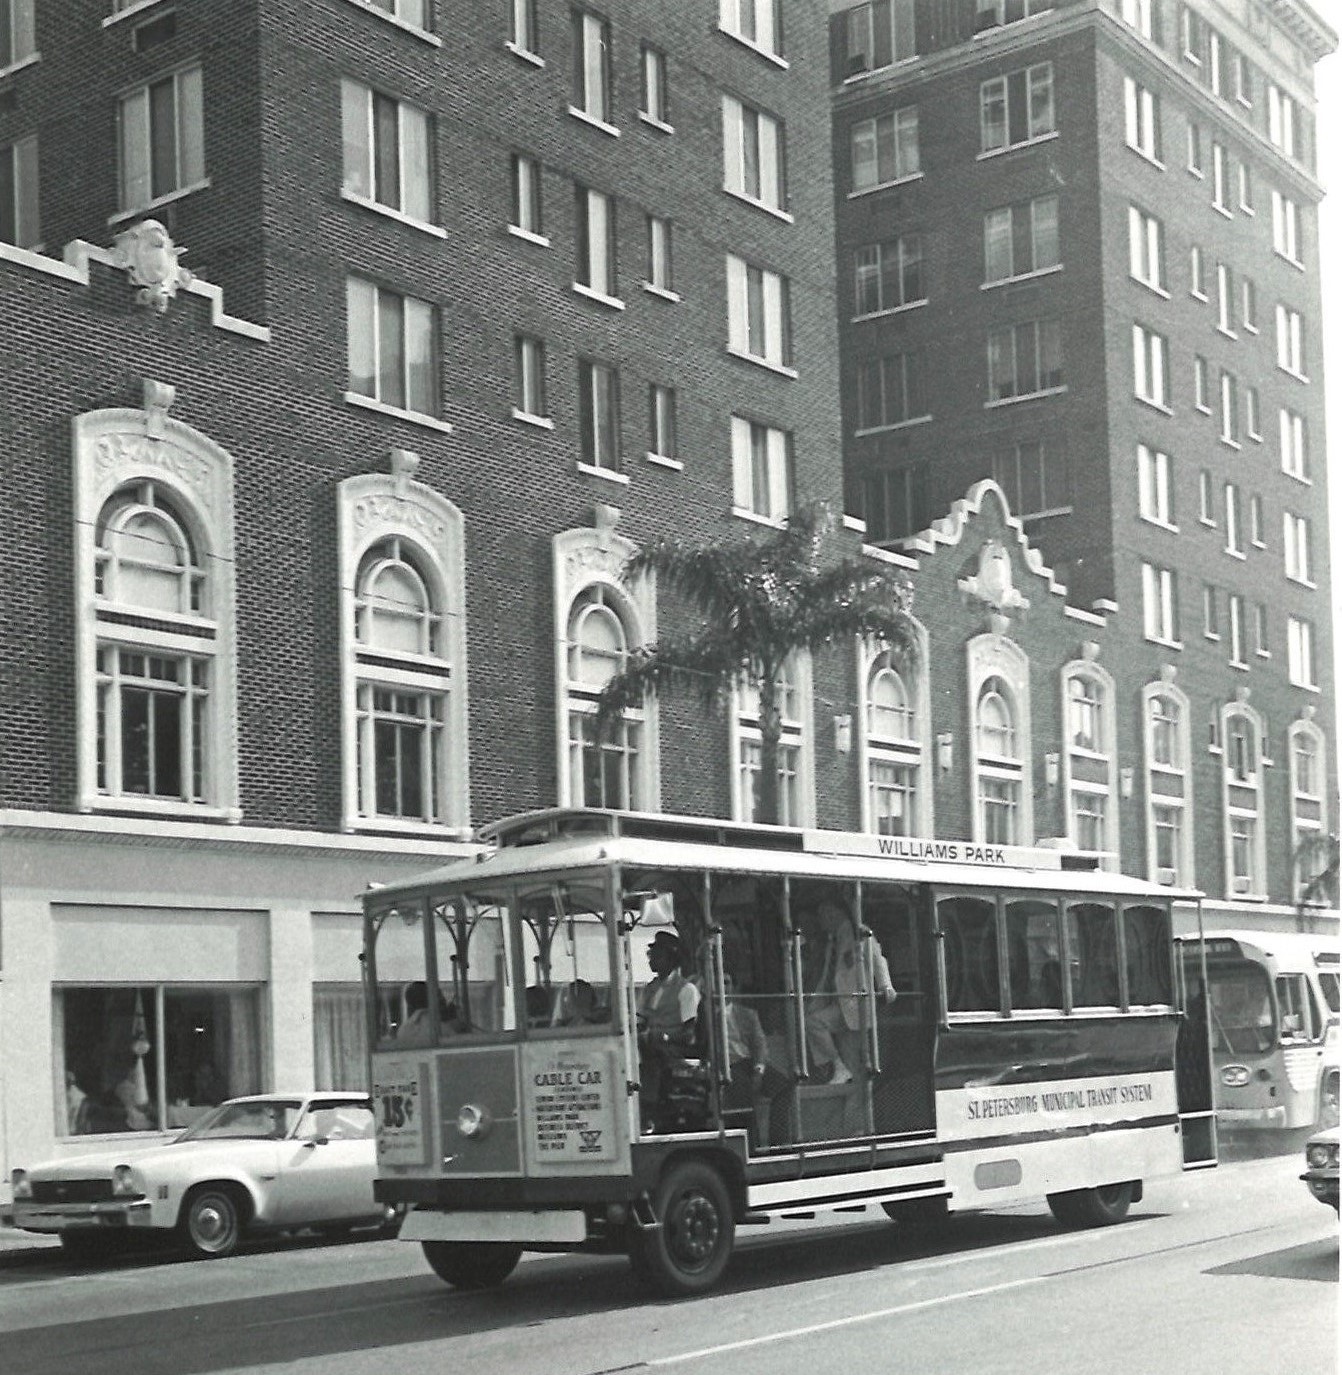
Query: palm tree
[[1293, 832, 1339, 931], [595, 502, 919, 826]]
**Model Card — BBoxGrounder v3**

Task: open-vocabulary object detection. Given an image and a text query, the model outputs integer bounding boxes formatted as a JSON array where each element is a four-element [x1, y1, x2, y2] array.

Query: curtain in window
[[227, 990, 262, 1096], [315, 987, 369, 1092]]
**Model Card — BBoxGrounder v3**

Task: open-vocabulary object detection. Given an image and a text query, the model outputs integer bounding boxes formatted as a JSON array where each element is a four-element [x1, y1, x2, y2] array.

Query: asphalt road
[[0, 1149, 1334, 1375]]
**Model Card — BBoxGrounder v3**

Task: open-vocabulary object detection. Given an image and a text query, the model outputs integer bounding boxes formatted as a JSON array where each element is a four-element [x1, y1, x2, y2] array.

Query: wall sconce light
[[936, 732, 954, 772], [834, 714, 852, 755], [1044, 752, 1060, 790], [1120, 767, 1134, 799]]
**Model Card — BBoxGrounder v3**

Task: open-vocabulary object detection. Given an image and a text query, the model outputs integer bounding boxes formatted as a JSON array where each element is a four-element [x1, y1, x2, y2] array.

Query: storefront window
[[56, 986, 262, 1136]]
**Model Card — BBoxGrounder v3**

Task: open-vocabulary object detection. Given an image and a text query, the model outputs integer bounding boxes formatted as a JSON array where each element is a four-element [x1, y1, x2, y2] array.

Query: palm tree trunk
[[757, 671, 782, 826]]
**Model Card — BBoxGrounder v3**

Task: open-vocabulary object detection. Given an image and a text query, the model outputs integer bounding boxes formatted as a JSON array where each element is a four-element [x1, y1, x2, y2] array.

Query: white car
[[10, 1093, 393, 1261]]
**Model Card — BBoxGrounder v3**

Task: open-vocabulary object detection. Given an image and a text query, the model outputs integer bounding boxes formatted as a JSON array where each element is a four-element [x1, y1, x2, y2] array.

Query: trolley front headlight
[[455, 1103, 493, 1139], [1220, 1065, 1250, 1087]]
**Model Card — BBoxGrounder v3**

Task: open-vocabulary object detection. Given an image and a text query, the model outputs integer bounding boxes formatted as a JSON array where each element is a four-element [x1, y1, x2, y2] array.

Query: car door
[[273, 1100, 379, 1226]]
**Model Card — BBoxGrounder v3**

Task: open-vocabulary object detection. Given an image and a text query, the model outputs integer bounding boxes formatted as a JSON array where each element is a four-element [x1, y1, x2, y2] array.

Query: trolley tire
[[881, 1196, 948, 1233], [421, 1240, 522, 1289], [1047, 1180, 1137, 1228], [630, 1159, 735, 1297], [1319, 1076, 1340, 1131], [178, 1183, 245, 1259]]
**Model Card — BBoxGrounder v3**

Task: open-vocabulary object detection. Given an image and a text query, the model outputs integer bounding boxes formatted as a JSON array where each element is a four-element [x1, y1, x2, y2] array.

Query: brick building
[[0, 0, 1334, 1185], [830, 1, 1337, 920]]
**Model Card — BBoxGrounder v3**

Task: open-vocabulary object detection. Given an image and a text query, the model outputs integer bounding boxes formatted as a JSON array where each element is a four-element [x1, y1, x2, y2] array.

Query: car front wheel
[[178, 1185, 244, 1259]]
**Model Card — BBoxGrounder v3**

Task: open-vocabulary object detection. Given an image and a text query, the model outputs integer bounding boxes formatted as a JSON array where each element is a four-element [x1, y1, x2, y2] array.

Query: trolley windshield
[[366, 874, 615, 1048]]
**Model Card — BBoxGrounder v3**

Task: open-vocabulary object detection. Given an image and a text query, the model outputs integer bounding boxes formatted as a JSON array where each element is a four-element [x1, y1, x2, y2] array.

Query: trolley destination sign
[[803, 832, 1072, 869]]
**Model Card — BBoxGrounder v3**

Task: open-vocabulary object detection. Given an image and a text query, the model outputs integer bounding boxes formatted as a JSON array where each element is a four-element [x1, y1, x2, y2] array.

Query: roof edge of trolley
[[361, 807, 1204, 905]]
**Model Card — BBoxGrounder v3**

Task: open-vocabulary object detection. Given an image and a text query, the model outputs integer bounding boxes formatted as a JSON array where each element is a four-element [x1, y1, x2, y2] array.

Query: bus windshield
[[518, 879, 614, 1031], [1206, 959, 1273, 1054]]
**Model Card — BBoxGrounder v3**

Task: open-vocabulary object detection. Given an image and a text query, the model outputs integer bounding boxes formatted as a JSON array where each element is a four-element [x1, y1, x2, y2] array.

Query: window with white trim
[[1283, 512, 1312, 584], [1203, 583, 1220, 640], [1, 0, 34, 69], [1228, 594, 1245, 666], [1271, 190, 1301, 262], [565, 586, 647, 808], [726, 255, 792, 368], [646, 213, 673, 292], [339, 475, 466, 833], [0, 133, 38, 248], [641, 45, 668, 124], [735, 659, 810, 825], [1120, 0, 1152, 38], [864, 652, 921, 836], [118, 65, 205, 212], [510, 152, 544, 237], [1241, 276, 1257, 331], [346, 277, 439, 417], [1280, 408, 1308, 479], [1215, 262, 1234, 334], [1288, 617, 1316, 689], [857, 234, 925, 313], [648, 383, 677, 461], [976, 675, 1021, 845], [863, 464, 928, 543], [719, 0, 782, 58], [571, 9, 613, 126], [1237, 161, 1252, 213], [1137, 442, 1172, 526], [1249, 493, 1264, 546], [730, 415, 790, 520], [1132, 323, 1167, 407], [992, 439, 1068, 518], [511, 0, 538, 54], [1189, 243, 1206, 297], [1198, 469, 1214, 524], [987, 319, 1062, 401], [1182, 6, 1204, 63], [1253, 602, 1269, 656], [851, 106, 919, 191], [1276, 304, 1305, 376], [370, 0, 430, 28], [1246, 386, 1261, 441], [980, 63, 1054, 153], [1144, 682, 1191, 885], [1142, 562, 1177, 643], [985, 194, 1058, 284], [1187, 120, 1203, 174], [975, 0, 1053, 29], [1222, 706, 1264, 897], [1128, 205, 1164, 290], [1123, 75, 1160, 160], [1193, 354, 1209, 411], [1290, 719, 1328, 900], [514, 333, 547, 421], [843, 0, 915, 76], [1268, 83, 1296, 158], [1220, 372, 1240, 446], [341, 79, 434, 223], [576, 185, 618, 299], [722, 94, 786, 212], [578, 358, 621, 471], [856, 351, 927, 430], [1211, 141, 1229, 211]]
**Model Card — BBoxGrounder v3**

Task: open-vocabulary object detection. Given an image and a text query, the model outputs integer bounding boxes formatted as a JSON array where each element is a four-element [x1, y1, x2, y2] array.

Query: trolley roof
[[365, 808, 1201, 909]]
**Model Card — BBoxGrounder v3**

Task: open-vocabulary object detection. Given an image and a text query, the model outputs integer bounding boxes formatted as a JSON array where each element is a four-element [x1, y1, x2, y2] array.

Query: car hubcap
[[194, 1201, 232, 1247], [668, 1191, 719, 1269]]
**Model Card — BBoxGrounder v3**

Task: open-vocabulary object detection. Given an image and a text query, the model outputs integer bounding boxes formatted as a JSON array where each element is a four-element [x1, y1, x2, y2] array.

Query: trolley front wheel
[[630, 1159, 735, 1297]]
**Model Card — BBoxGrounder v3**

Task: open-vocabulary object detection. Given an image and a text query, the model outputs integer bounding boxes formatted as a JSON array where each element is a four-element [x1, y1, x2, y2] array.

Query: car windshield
[[177, 1100, 303, 1141]]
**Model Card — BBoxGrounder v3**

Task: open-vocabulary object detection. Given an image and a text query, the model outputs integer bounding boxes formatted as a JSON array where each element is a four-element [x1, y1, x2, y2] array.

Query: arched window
[[565, 585, 645, 809], [1061, 658, 1117, 862], [92, 484, 215, 804], [1289, 717, 1328, 900], [977, 678, 1016, 759], [1143, 680, 1192, 886], [735, 655, 812, 825], [863, 651, 923, 837], [338, 469, 467, 834], [976, 676, 1020, 843], [1067, 673, 1102, 752], [1220, 703, 1265, 897]]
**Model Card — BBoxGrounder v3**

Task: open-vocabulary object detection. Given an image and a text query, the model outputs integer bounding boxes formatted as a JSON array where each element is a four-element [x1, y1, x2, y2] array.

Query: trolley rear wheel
[[629, 1159, 735, 1297], [1047, 1180, 1137, 1228]]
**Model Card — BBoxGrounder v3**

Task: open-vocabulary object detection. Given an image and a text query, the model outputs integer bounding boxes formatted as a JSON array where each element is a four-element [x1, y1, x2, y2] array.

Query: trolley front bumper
[[401, 1207, 588, 1246]]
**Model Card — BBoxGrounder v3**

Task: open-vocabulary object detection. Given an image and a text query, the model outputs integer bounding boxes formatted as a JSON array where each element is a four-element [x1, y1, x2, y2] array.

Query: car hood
[[25, 1138, 281, 1179]]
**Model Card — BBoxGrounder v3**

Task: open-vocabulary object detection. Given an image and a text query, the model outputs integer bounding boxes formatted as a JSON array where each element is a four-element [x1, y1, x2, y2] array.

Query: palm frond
[[594, 635, 746, 725]]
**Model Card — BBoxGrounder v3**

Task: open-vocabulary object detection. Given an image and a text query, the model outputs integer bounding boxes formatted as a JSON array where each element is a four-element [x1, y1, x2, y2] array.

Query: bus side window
[[938, 895, 1000, 1013]]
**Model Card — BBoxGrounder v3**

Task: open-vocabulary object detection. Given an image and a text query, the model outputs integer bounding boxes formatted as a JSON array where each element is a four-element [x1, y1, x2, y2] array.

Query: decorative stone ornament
[[112, 219, 194, 314], [959, 539, 1029, 616]]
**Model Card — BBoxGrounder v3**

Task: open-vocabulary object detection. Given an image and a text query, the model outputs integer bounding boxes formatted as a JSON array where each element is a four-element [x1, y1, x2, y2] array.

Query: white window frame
[[1268, 83, 1296, 158], [1137, 442, 1173, 528], [1288, 616, 1316, 689], [1, 133, 39, 248], [1132, 323, 1167, 408], [850, 105, 920, 193], [645, 213, 674, 294], [577, 357, 621, 473], [730, 415, 791, 522], [968, 636, 1033, 846], [979, 63, 1055, 156], [640, 44, 669, 126], [1123, 76, 1160, 162], [1289, 718, 1328, 900], [984, 194, 1059, 285], [986, 318, 1063, 402], [718, 0, 783, 61], [510, 0, 539, 56], [1283, 512, 1312, 585], [1223, 481, 1241, 552], [1142, 679, 1193, 886], [513, 332, 548, 423], [1279, 407, 1308, 480], [722, 93, 786, 213], [73, 386, 239, 821], [1141, 562, 1178, 645], [1219, 372, 1240, 447], [571, 8, 614, 129], [1128, 205, 1164, 291], [1271, 190, 1301, 264], [731, 657, 814, 826], [1, 0, 35, 71], [1276, 303, 1305, 378], [648, 382, 677, 463], [843, 0, 916, 76], [118, 64, 206, 213], [726, 254, 792, 370], [345, 277, 440, 420], [509, 152, 545, 241], [859, 234, 927, 313], [340, 78, 434, 225], [337, 470, 468, 836], [575, 185, 619, 303], [857, 628, 931, 838], [1220, 704, 1266, 898], [1061, 659, 1118, 864], [1120, 0, 1152, 39]]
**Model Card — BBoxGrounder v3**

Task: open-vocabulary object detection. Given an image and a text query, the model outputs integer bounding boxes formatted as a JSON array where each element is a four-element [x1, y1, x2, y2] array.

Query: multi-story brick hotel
[[0, 0, 1334, 1177]]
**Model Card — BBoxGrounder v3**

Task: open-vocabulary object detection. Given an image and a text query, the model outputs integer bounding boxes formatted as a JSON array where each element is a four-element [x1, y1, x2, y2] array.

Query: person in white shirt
[[636, 929, 701, 1128], [804, 902, 896, 1086]]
